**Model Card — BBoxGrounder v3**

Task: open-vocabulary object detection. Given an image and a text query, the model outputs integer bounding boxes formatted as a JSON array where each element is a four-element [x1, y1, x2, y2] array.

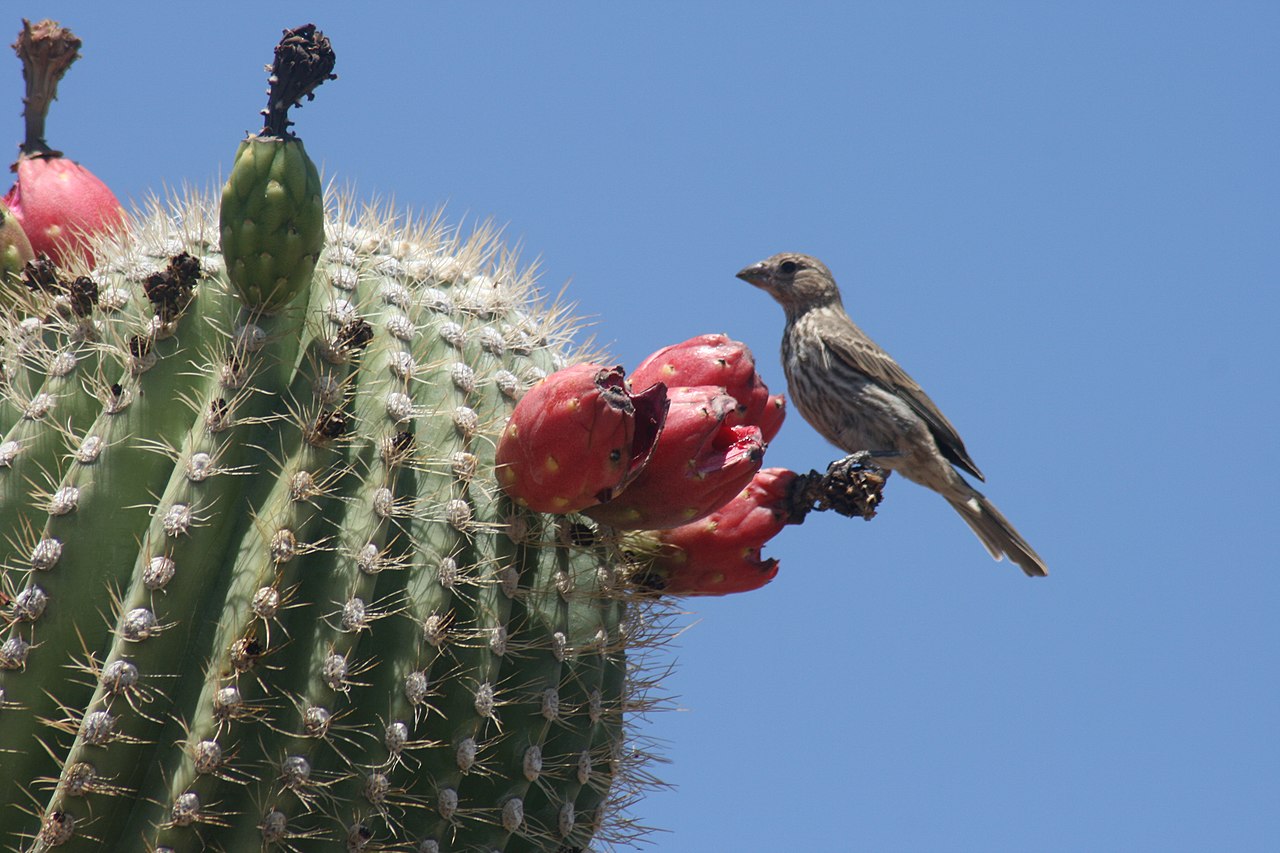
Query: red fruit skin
[[631, 334, 754, 391], [495, 364, 667, 514], [631, 332, 778, 435], [4, 156, 125, 266], [758, 392, 786, 444], [585, 385, 765, 530], [652, 467, 797, 595]]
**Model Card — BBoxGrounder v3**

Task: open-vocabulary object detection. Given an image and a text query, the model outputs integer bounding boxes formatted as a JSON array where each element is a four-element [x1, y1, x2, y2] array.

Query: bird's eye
[[779, 260, 798, 275]]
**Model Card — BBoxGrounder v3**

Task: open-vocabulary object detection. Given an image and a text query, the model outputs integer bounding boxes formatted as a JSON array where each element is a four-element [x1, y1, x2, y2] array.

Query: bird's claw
[[821, 455, 888, 520], [782, 455, 889, 524], [828, 450, 900, 478]]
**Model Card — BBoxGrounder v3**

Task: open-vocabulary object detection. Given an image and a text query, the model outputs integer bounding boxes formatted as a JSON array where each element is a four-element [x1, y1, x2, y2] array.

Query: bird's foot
[[821, 454, 889, 519], [829, 450, 900, 478], [783, 454, 889, 524]]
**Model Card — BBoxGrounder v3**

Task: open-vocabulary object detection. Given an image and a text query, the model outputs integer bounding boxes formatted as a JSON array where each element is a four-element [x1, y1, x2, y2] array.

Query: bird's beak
[[735, 262, 768, 287]]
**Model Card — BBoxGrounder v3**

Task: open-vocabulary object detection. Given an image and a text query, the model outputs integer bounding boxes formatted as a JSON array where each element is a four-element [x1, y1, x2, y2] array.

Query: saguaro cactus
[[0, 23, 663, 853]]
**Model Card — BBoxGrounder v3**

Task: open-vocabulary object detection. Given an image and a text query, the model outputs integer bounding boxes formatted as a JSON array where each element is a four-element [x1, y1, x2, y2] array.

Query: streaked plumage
[[737, 252, 1047, 577]]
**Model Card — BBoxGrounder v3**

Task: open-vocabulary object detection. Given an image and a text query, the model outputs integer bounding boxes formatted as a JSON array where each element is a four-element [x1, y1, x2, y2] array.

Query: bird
[[736, 252, 1047, 577]]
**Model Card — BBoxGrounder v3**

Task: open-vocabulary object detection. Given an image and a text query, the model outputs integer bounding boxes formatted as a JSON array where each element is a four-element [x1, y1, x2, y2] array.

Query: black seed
[[21, 256, 61, 294], [568, 522, 597, 548], [314, 409, 349, 439], [630, 566, 667, 593], [335, 319, 374, 351], [167, 252, 202, 288], [128, 335, 152, 359], [142, 271, 165, 300], [143, 255, 200, 323], [67, 276, 99, 317]]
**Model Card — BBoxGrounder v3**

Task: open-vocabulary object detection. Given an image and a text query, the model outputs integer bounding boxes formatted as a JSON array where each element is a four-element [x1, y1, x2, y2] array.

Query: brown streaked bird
[[736, 252, 1047, 577]]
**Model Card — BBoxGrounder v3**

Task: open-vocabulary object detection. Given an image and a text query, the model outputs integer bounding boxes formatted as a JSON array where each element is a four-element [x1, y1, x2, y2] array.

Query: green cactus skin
[[0, 193, 666, 852]]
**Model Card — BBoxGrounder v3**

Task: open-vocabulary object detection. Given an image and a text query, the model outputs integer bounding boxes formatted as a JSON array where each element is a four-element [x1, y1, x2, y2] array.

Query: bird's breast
[[782, 319, 926, 456]]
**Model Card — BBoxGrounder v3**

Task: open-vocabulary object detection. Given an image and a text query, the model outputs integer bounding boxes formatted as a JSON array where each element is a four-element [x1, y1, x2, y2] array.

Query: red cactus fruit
[[496, 363, 667, 514], [4, 157, 124, 266], [4, 19, 125, 266], [630, 332, 782, 438], [648, 467, 798, 595], [585, 385, 765, 530]]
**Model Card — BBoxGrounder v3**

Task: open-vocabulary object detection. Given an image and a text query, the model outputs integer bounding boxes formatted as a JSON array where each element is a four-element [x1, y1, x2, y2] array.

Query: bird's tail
[[946, 486, 1048, 577]]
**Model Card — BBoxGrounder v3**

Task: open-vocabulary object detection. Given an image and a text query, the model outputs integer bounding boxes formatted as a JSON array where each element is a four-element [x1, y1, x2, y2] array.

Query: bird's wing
[[824, 330, 986, 481]]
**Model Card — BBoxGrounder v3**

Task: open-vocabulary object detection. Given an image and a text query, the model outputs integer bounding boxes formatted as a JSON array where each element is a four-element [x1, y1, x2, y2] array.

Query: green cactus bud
[[220, 136, 324, 311], [0, 200, 34, 293], [219, 24, 333, 312], [0, 191, 669, 852]]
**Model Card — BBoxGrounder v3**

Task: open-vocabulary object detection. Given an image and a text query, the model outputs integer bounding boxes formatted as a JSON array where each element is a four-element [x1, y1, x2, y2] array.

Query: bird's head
[[735, 253, 841, 312]]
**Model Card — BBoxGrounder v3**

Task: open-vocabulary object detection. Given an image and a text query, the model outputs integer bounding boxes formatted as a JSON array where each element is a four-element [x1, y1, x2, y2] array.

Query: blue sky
[[10, 2, 1277, 850]]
